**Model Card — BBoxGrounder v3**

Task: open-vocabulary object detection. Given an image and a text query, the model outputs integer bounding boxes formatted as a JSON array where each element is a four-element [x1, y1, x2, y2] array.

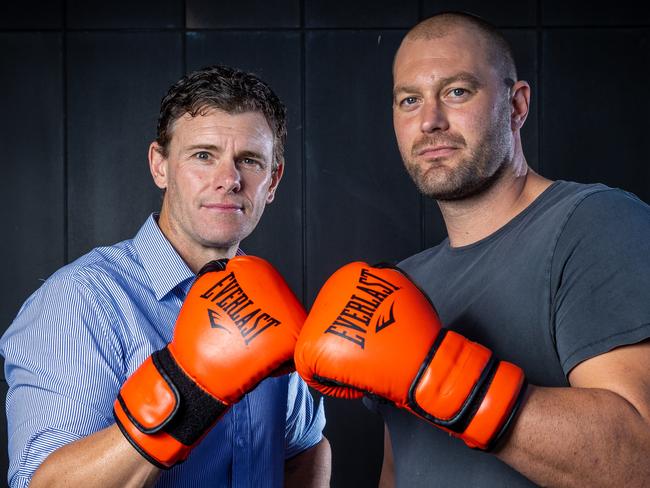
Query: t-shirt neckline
[[443, 180, 564, 253]]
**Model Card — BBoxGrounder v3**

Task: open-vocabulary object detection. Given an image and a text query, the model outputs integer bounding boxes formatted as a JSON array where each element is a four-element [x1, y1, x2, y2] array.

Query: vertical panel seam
[[300, 0, 307, 304], [537, 0, 544, 175], [182, 0, 187, 73], [62, 0, 69, 265]]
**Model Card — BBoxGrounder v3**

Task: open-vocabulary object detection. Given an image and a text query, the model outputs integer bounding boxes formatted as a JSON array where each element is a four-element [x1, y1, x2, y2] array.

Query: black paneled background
[[1, 1, 649, 486]]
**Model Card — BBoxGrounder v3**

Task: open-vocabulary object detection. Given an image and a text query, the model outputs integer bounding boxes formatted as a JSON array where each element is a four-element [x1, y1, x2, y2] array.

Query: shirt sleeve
[[0, 272, 124, 487], [551, 188, 650, 374], [284, 372, 326, 459]]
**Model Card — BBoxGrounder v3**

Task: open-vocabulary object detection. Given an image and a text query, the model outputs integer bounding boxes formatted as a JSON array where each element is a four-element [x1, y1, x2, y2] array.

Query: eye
[[194, 151, 210, 160], [238, 157, 265, 169], [447, 87, 470, 99], [399, 96, 419, 107]]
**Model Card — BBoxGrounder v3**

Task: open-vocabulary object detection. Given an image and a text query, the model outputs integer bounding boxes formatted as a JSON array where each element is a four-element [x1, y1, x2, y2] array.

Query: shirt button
[[236, 436, 246, 447]]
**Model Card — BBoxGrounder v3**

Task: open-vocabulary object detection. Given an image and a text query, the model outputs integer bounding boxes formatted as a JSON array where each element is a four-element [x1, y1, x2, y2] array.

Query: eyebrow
[[393, 71, 485, 100], [183, 144, 222, 154], [183, 144, 268, 162], [237, 150, 268, 162]]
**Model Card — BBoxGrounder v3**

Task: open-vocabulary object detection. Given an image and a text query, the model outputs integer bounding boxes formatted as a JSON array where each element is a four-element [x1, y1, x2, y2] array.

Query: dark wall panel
[[186, 31, 304, 299], [306, 30, 421, 301], [67, 0, 183, 29], [542, 28, 650, 203], [305, 0, 418, 28], [0, 33, 64, 330], [186, 0, 300, 28], [323, 397, 384, 488], [422, 0, 537, 27], [67, 33, 183, 260], [542, 0, 650, 26], [0, 1, 63, 29], [305, 30, 417, 488]]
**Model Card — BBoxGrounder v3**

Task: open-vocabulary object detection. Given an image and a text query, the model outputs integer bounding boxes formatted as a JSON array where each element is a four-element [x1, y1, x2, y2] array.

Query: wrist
[[114, 346, 229, 468], [407, 329, 527, 450]]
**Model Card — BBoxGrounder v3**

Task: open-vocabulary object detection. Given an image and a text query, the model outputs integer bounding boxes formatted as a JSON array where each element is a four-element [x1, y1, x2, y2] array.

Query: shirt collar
[[133, 214, 195, 301]]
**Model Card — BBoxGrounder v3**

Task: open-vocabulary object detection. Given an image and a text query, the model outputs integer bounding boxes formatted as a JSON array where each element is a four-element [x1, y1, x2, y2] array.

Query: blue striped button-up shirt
[[0, 214, 325, 487]]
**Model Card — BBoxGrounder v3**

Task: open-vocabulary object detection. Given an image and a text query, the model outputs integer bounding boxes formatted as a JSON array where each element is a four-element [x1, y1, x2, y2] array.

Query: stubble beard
[[402, 106, 512, 202]]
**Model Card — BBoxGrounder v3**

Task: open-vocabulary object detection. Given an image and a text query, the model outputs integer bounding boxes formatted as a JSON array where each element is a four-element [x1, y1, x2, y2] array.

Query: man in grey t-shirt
[[376, 12, 650, 487], [295, 10, 650, 488]]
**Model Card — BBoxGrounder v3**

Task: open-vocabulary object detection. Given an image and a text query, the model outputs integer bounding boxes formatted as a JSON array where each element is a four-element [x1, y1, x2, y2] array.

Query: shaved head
[[392, 12, 530, 202], [399, 12, 517, 84]]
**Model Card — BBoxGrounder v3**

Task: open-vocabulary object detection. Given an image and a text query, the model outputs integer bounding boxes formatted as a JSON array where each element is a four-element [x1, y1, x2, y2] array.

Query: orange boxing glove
[[114, 256, 305, 468], [295, 262, 526, 451]]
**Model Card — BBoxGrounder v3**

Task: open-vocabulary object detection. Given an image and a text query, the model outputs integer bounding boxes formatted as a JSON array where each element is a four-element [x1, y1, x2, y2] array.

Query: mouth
[[201, 203, 244, 213], [417, 146, 458, 159]]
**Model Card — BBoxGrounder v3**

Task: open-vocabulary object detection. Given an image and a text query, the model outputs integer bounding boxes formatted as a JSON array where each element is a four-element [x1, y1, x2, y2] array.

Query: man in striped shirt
[[0, 66, 331, 487]]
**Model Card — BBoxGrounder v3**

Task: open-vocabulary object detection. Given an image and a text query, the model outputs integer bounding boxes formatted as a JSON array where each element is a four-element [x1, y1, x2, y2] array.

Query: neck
[[438, 155, 553, 248], [156, 208, 239, 274]]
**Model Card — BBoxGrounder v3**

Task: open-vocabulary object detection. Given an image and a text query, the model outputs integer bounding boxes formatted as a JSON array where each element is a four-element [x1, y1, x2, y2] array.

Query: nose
[[212, 158, 241, 193], [420, 99, 449, 133]]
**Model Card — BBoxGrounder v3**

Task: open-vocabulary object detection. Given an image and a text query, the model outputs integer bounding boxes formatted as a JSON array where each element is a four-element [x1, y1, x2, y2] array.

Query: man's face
[[151, 108, 281, 253], [392, 29, 513, 201]]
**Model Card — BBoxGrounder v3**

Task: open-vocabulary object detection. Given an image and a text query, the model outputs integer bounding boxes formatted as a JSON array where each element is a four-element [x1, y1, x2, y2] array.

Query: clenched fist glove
[[295, 262, 526, 451], [114, 256, 305, 468]]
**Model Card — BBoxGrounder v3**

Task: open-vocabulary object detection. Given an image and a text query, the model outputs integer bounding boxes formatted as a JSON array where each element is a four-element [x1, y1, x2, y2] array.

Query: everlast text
[[324, 268, 400, 349], [200, 272, 281, 345]]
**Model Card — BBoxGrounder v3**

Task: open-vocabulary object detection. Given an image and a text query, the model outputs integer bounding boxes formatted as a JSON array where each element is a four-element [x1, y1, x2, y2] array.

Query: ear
[[266, 161, 284, 204], [510, 80, 531, 131], [148, 142, 168, 189]]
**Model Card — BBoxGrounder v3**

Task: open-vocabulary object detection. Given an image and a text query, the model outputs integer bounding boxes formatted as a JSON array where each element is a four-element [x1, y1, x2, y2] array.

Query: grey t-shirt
[[378, 181, 650, 487]]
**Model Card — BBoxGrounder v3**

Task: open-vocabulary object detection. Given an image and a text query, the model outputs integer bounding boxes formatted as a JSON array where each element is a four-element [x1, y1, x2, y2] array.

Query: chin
[[197, 229, 243, 249], [203, 238, 242, 251]]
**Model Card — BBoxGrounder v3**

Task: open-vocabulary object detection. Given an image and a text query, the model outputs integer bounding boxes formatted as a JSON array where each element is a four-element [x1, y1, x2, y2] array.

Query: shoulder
[[545, 181, 648, 225], [9, 239, 142, 335], [45, 239, 144, 302], [58, 239, 140, 285], [568, 185, 648, 222], [554, 183, 650, 246], [547, 183, 650, 287], [0, 243, 139, 371]]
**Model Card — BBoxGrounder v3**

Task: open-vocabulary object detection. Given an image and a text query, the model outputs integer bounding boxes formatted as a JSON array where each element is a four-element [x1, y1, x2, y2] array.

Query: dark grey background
[[1, 1, 649, 486]]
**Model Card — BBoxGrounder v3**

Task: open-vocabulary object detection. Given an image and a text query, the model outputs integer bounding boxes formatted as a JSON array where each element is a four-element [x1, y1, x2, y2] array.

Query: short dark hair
[[156, 65, 287, 171], [403, 12, 517, 84]]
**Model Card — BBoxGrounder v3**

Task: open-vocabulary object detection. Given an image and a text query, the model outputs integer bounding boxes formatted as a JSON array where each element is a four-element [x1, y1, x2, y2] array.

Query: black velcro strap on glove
[[151, 347, 228, 445]]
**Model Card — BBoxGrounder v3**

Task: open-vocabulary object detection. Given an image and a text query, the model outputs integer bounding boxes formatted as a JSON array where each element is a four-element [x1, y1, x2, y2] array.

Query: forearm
[[379, 425, 395, 488], [496, 385, 650, 487], [30, 424, 161, 488], [284, 436, 331, 488]]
